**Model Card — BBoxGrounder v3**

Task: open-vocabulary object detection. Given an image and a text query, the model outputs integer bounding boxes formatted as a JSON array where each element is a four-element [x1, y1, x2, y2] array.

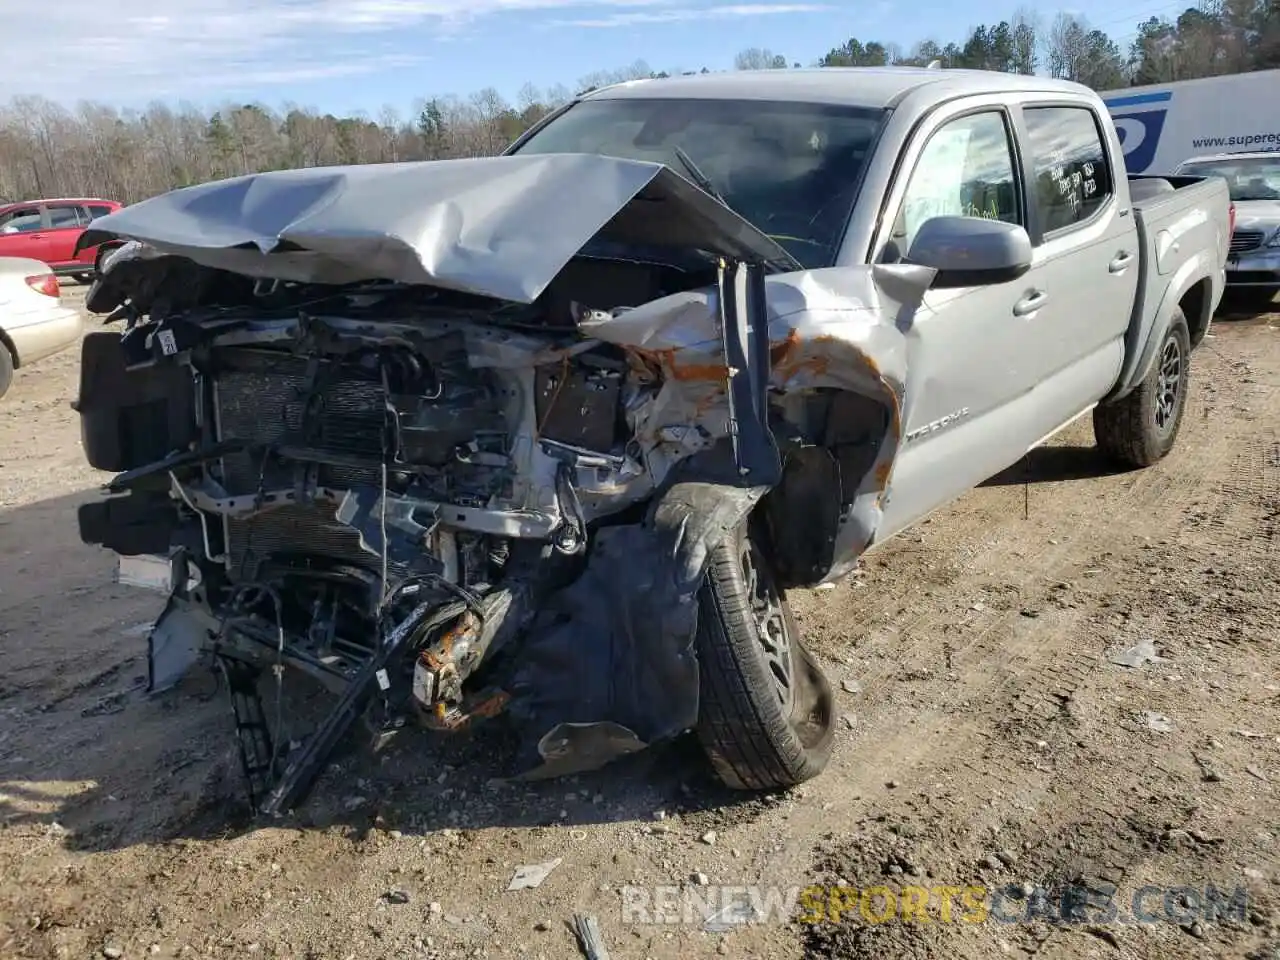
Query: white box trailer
[[1101, 68, 1280, 175]]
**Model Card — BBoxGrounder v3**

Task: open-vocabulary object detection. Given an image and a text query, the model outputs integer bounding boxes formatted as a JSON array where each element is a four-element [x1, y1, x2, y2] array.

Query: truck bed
[[1111, 172, 1231, 399], [1129, 173, 1230, 312]]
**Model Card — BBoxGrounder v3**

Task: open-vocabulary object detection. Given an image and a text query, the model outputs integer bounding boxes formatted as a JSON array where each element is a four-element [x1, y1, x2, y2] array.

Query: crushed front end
[[72, 156, 929, 814]]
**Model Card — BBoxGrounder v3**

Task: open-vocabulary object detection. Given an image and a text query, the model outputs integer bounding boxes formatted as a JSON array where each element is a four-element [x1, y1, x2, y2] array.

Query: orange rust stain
[[425, 611, 479, 664], [873, 461, 893, 487], [769, 328, 801, 367], [806, 333, 884, 378], [624, 348, 662, 383], [670, 361, 730, 382], [633, 345, 729, 382], [779, 354, 831, 381]]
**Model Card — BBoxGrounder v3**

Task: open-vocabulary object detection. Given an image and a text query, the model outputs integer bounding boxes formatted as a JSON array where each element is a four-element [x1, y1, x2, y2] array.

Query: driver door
[[872, 106, 1045, 543]]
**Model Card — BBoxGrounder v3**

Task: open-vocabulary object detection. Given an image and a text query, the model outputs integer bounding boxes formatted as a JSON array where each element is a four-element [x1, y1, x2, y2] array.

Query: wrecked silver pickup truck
[[73, 68, 1230, 815]]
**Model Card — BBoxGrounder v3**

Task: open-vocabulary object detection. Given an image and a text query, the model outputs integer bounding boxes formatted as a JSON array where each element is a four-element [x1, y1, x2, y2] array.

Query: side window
[[1022, 106, 1113, 234], [47, 205, 82, 228], [885, 111, 1021, 260], [0, 207, 43, 233], [88, 205, 114, 220]]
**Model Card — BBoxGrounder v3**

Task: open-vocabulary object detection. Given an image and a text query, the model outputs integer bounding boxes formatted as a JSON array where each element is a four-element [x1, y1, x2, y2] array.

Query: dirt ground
[[1, 287, 1277, 960]]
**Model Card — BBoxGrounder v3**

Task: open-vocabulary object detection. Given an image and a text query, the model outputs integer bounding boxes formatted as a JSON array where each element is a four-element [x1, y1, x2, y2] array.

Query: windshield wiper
[[672, 146, 730, 208]]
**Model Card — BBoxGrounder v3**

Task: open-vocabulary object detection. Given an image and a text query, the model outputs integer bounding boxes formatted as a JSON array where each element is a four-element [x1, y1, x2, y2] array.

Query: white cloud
[[560, 3, 829, 28], [0, 0, 716, 102]]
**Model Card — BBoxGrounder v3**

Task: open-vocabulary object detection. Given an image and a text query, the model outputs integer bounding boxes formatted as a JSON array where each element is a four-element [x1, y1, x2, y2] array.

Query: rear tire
[[694, 519, 835, 790], [0, 344, 14, 400], [1093, 309, 1191, 468]]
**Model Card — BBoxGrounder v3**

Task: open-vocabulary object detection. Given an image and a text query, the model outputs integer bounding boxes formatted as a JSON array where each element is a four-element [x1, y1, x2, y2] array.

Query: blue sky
[[1, 0, 1195, 113]]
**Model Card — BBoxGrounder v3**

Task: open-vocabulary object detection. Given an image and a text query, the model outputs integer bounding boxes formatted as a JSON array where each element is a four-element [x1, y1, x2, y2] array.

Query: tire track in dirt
[[682, 325, 1274, 951], [1, 308, 1276, 960], [788, 322, 1280, 960]]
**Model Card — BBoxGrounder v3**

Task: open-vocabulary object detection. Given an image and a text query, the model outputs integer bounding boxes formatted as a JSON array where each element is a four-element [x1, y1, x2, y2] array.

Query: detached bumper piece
[[217, 655, 282, 813], [217, 591, 506, 818], [254, 613, 414, 819]]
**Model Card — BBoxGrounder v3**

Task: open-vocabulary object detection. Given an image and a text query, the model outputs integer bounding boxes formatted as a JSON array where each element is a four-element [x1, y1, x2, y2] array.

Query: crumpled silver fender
[[510, 263, 935, 777], [579, 262, 936, 582]]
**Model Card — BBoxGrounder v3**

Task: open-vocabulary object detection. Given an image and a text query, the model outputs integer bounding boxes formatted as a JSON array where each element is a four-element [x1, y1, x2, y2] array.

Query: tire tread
[[1094, 310, 1191, 468], [694, 528, 831, 790]]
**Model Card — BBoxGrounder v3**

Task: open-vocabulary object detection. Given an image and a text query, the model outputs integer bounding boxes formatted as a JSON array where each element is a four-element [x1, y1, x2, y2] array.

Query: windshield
[[510, 97, 886, 269], [1177, 156, 1280, 201]]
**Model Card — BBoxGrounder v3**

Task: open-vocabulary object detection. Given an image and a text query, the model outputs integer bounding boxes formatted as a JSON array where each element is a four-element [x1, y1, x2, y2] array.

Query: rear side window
[[88, 205, 114, 219], [1022, 106, 1113, 234], [47, 205, 83, 228]]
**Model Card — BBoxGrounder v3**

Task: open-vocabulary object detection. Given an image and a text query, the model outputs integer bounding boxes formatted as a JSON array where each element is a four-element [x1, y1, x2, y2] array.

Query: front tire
[[1093, 309, 1191, 468], [694, 520, 835, 790], [0, 344, 14, 400]]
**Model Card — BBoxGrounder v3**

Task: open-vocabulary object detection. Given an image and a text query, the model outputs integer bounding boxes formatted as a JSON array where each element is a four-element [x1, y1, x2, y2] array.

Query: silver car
[[1175, 151, 1280, 291], [0, 256, 84, 399]]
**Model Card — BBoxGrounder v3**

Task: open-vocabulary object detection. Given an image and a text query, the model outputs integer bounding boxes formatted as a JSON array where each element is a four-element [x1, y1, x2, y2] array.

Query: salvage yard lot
[[0, 289, 1277, 960]]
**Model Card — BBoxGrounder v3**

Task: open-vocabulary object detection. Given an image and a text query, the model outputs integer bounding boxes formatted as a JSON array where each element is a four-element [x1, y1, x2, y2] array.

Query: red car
[[0, 198, 123, 283]]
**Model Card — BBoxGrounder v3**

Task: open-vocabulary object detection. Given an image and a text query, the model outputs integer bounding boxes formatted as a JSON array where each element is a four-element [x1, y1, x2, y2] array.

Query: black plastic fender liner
[[506, 446, 770, 779]]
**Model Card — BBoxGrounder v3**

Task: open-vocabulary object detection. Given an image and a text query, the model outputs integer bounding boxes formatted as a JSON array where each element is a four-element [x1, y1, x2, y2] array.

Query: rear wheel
[[694, 519, 835, 790], [0, 343, 14, 400], [1093, 309, 1191, 468]]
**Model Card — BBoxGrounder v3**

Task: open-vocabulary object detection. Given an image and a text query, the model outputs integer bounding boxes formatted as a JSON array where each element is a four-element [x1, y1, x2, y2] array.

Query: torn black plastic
[[506, 446, 768, 780]]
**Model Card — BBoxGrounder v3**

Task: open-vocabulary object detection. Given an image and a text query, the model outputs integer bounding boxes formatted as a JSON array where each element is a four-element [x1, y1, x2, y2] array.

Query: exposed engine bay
[[72, 156, 931, 814]]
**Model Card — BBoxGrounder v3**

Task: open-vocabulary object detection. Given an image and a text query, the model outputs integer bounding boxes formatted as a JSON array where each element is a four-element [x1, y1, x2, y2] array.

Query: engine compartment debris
[[73, 155, 933, 813]]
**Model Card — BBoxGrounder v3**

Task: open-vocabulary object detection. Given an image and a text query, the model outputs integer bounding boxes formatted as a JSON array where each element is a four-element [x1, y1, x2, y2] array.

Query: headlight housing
[[1267, 228, 1280, 248]]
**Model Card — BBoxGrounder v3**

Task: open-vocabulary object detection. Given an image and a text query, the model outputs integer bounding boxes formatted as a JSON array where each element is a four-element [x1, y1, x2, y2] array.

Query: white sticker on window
[[157, 329, 178, 356]]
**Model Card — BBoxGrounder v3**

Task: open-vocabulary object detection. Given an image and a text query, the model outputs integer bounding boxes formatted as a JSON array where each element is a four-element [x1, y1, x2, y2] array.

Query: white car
[[0, 256, 84, 399]]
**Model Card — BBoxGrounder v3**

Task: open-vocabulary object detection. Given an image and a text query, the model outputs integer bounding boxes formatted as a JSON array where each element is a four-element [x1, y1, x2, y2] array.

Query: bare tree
[[734, 48, 788, 70], [1010, 6, 1040, 73], [0, 8, 1273, 207]]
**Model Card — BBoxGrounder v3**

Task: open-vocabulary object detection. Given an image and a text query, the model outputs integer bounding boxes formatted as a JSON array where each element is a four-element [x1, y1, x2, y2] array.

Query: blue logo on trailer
[[1104, 90, 1172, 174]]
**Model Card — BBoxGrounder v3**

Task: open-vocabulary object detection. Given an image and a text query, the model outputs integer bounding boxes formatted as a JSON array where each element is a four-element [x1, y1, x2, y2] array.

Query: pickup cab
[[73, 68, 1230, 813]]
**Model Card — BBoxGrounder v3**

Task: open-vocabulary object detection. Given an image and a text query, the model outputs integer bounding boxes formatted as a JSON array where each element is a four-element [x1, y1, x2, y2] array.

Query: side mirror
[[907, 216, 1032, 288]]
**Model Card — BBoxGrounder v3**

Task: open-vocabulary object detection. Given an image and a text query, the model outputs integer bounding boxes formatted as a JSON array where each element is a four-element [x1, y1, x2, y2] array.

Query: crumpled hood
[[77, 153, 798, 304]]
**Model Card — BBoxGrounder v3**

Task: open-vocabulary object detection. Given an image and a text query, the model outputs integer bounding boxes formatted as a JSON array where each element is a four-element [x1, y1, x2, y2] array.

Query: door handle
[[29, 233, 47, 239], [1108, 251, 1134, 273], [1013, 290, 1048, 316]]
